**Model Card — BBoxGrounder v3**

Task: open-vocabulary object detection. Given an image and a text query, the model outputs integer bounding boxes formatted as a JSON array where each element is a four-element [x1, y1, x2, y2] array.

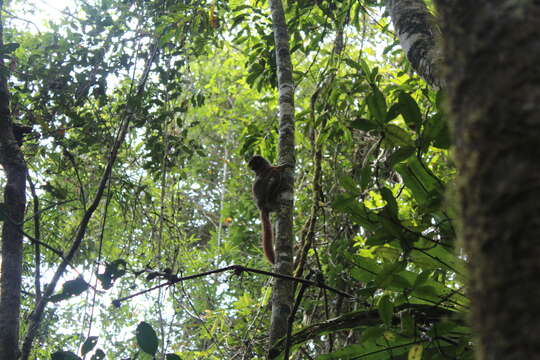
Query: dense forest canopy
[[0, 0, 538, 359]]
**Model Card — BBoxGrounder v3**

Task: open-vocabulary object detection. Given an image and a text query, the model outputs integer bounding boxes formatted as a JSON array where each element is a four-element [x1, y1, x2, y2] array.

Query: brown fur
[[248, 155, 287, 264]]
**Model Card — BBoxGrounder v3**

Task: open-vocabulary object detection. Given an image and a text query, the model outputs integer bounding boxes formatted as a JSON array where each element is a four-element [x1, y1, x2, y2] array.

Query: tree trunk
[[386, 0, 445, 88], [435, 1, 540, 359], [267, 0, 296, 358], [0, 1, 26, 358]]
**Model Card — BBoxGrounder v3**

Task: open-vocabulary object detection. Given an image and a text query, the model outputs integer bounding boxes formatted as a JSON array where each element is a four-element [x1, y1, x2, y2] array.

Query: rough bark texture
[[386, 0, 445, 88], [0, 0, 26, 357], [435, 1, 540, 359], [267, 0, 296, 357]]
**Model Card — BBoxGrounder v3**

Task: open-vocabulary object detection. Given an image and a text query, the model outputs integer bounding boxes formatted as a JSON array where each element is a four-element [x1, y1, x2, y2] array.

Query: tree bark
[[435, 1, 540, 359], [386, 0, 445, 89], [0, 1, 27, 358], [267, 0, 296, 358]]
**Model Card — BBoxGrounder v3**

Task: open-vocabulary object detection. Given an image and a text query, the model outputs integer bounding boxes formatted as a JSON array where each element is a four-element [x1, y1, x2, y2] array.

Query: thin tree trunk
[[0, 0, 26, 357], [435, 1, 540, 359], [386, 0, 445, 89], [267, 0, 296, 357]]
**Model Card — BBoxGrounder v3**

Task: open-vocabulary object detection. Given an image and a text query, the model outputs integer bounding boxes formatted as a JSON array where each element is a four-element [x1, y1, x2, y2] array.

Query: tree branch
[[113, 265, 352, 306]]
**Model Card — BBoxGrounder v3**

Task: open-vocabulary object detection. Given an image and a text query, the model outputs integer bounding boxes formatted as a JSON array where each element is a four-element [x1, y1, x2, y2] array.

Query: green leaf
[[400, 309, 415, 336], [370, 67, 380, 82], [332, 195, 377, 231], [358, 58, 371, 76], [411, 245, 466, 276], [413, 270, 431, 288], [357, 286, 377, 298], [407, 157, 444, 194], [379, 217, 403, 239], [375, 262, 407, 288], [395, 163, 428, 204], [350, 117, 378, 131], [339, 175, 360, 194], [361, 326, 385, 341], [423, 113, 451, 149], [360, 165, 372, 190], [319, 330, 412, 359], [388, 147, 416, 167], [366, 85, 387, 124], [51, 351, 81, 360], [136, 321, 159, 355], [166, 354, 182, 360], [398, 92, 422, 130], [414, 285, 438, 298], [423, 113, 444, 142], [385, 103, 401, 123], [231, 14, 246, 29], [81, 336, 98, 356], [384, 124, 414, 147], [395, 157, 443, 207], [408, 344, 423, 360], [355, 256, 466, 306], [350, 257, 381, 282], [378, 295, 394, 327], [343, 57, 363, 72], [391, 273, 413, 289], [381, 187, 398, 218], [365, 233, 393, 246], [427, 320, 470, 338], [373, 246, 401, 262]]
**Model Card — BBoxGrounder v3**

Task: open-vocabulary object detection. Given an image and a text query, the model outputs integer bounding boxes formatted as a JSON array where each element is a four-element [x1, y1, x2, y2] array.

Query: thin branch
[[412, 246, 465, 277], [113, 265, 352, 305], [2, 9, 42, 35], [27, 176, 42, 301], [59, 144, 87, 208], [22, 199, 75, 224], [20, 229, 63, 258], [351, 341, 422, 359]]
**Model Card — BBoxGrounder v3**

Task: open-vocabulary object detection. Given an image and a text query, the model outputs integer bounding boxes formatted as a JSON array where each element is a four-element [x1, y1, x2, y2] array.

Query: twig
[[19, 229, 63, 258], [22, 199, 75, 224], [351, 341, 421, 359], [27, 176, 42, 301], [113, 265, 352, 305], [2, 9, 42, 34]]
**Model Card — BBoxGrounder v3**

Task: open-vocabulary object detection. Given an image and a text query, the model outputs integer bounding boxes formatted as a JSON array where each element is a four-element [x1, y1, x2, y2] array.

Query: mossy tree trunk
[[0, 0, 26, 357], [386, 0, 445, 88], [267, 0, 296, 357], [435, 1, 540, 359]]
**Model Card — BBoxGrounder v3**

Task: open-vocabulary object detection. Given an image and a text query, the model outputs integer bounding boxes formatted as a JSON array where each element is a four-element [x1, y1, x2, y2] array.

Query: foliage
[[0, 0, 470, 359]]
